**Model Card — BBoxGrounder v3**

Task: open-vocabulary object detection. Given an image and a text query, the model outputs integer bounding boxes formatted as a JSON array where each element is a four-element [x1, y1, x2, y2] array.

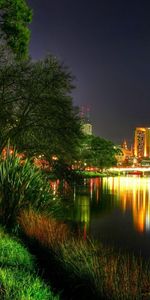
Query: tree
[[0, 0, 32, 60], [79, 135, 119, 169], [0, 47, 82, 163]]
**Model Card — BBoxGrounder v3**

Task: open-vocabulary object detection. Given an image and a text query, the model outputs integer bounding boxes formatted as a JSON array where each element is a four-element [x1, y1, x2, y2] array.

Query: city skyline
[[28, 0, 150, 144]]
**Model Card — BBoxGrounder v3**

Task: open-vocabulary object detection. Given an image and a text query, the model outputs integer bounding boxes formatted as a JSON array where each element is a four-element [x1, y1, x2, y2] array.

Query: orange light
[[52, 155, 58, 160]]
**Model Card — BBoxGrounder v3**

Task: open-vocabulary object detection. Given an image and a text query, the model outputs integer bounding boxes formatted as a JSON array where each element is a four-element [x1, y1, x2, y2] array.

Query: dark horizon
[[27, 0, 150, 146]]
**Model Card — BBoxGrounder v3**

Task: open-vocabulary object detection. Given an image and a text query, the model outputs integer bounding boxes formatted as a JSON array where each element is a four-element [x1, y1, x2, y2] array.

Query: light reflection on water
[[51, 176, 150, 258], [74, 176, 150, 259], [102, 176, 150, 233]]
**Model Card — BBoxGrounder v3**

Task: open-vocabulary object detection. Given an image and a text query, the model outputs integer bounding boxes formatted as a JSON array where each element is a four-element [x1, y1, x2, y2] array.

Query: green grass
[[75, 170, 107, 177], [0, 268, 56, 300], [0, 236, 35, 271], [0, 227, 59, 300]]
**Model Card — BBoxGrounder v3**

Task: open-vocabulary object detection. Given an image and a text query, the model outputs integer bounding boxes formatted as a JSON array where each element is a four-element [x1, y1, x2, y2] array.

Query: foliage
[[0, 47, 82, 162], [0, 0, 32, 60], [52, 159, 80, 182], [19, 209, 150, 300], [0, 146, 57, 227], [79, 134, 120, 169], [0, 227, 59, 300]]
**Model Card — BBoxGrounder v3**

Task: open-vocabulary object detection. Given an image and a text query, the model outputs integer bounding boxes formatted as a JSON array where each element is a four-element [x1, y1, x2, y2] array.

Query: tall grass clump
[[19, 209, 70, 248], [58, 240, 150, 299], [19, 209, 150, 300], [0, 145, 60, 228], [0, 227, 60, 300]]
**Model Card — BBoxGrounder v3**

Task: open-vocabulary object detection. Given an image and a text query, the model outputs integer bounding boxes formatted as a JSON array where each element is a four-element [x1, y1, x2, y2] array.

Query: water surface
[[72, 176, 150, 259]]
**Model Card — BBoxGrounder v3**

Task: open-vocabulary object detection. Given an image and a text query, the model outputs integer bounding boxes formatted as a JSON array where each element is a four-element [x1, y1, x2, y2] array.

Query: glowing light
[[103, 176, 150, 233], [109, 167, 150, 172], [52, 155, 58, 160]]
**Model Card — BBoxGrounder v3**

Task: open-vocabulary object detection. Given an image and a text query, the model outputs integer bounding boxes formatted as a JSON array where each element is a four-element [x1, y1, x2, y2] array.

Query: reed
[[19, 209, 150, 299], [19, 209, 70, 248]]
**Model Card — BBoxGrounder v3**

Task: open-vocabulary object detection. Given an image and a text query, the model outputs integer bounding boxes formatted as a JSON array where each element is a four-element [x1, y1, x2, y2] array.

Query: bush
[[0, 146, 57, 228]]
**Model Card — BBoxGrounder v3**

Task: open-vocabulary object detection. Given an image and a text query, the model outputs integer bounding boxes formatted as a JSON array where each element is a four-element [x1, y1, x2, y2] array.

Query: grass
[[75, 170, 107, 178], [0, 268, 57, 300], [0, 236, 35, 271], [19, 210, 70, 248], [19, 209, 150, 300], [0, 227, 59, 300]]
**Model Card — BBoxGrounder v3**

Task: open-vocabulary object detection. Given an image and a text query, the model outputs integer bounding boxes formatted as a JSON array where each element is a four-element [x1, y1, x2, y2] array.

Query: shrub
[[0, 146, 57, 228]]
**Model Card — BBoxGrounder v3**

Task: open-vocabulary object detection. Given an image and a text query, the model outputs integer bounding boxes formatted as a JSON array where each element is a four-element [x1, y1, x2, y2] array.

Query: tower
[[80, 105, 93, 135]]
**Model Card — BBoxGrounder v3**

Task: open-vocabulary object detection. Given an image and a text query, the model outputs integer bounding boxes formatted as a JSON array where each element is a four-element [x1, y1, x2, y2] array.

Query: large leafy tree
[[0, 0, 32, 60], [0, 47, 82, 162], [79, 135, 119, 169]]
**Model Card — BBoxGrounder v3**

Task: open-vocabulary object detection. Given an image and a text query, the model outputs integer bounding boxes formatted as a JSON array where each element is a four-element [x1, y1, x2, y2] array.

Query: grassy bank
[[0, 227, 59, 300], [19, 210, 150, 300], [75, 170, 107, 178], [1, 150, 150, 299]]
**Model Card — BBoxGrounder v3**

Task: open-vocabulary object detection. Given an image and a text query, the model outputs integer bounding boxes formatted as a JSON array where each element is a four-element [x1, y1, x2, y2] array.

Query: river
[[52, 176, 150, 260]]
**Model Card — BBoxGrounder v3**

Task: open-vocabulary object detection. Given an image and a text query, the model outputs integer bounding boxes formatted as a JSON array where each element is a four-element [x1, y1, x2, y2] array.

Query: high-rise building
[[80, 105, 93, 135], [134, 127, 150, 157]]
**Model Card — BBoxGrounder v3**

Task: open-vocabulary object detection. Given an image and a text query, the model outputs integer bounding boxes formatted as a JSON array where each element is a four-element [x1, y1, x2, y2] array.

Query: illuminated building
[[134, 127, 150, 157]]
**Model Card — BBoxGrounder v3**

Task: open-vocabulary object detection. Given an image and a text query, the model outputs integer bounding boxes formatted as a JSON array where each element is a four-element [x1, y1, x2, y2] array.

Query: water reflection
[[74, 177, 150, 258], [50, 176, 150, 258], [50, 177, 150, 234], [74, 195, 90, 240], [73, 176, 150, 235], [102, 177, 150, 233]]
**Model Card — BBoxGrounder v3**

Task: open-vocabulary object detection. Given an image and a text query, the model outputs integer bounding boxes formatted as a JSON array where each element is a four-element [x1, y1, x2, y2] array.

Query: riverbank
[[1, 151, 150, 299], [75, 170, 107, 178], [74, 170, 120, 178], [18, 209, 150, 300]]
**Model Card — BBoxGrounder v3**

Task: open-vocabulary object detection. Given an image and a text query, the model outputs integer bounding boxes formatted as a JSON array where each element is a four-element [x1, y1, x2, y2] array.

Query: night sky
[[27, 0, 150, 146]]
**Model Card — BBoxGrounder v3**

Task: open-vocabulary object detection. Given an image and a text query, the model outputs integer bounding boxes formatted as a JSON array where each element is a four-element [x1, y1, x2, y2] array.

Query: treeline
[[0, 0, 119, 171]]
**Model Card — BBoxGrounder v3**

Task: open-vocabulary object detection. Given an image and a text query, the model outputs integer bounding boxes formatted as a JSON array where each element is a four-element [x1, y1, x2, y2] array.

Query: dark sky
[[27, 0, 150, 145]]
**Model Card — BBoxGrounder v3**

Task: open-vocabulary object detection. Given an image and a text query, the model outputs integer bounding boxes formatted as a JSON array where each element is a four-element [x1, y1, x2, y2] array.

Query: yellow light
[[103, 176, 150, 233], [52, 155, 58, 160]]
